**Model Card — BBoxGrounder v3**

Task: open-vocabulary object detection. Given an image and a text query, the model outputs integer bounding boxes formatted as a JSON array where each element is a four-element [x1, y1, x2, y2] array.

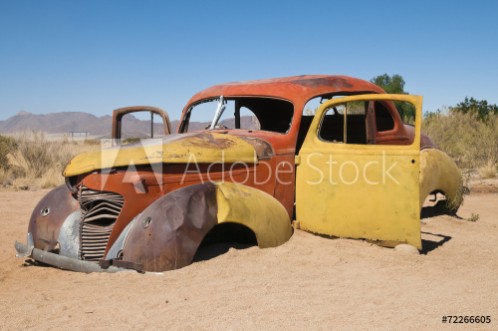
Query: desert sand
[[0, 189, 497, 330]]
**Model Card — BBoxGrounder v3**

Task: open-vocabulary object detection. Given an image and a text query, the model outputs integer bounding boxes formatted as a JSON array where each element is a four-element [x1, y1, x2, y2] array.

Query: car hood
[[63, 132, 274, 177]]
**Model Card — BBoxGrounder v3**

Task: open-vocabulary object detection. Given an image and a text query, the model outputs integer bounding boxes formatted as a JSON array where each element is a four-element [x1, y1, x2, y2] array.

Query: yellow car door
[[296, 94, 423, 249]]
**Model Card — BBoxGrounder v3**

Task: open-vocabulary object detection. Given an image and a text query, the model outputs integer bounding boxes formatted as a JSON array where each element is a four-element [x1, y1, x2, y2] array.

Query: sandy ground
[[0, 189, 497, 330]]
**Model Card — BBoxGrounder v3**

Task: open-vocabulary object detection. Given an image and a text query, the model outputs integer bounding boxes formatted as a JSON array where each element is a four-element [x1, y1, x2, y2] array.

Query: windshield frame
[[179, 96, 295, 135]]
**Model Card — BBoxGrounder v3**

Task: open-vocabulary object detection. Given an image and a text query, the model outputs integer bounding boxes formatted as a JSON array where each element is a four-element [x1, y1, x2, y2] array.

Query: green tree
[[371, 74, 415, 123], [371, 74, 407, 94], [451, 97, 498, 121]]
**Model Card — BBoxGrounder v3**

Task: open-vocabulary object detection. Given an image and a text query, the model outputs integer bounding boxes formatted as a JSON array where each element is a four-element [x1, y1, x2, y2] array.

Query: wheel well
[[200, 222, 257, 246], [193, 223, 257, 262], [421, 190, 457, 219]]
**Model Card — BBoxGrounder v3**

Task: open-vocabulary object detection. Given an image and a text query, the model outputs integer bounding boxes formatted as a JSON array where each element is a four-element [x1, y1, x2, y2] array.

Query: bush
[[2, 132, 98, 189], [0, 135, 16, 170], [478, 161, 497, 179], [451, 97, 498, 121], [423, 111, 498, 180], [8, 132, 73, 179]]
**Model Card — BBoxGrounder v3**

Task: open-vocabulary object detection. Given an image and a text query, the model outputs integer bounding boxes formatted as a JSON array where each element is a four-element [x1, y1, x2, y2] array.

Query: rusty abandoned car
[[15, 75, 463, 272]]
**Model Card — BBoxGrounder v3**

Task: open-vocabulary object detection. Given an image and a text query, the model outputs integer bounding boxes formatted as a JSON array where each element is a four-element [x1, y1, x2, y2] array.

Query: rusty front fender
[[28, 185, 79, 251], [118, 182, 292, 272]]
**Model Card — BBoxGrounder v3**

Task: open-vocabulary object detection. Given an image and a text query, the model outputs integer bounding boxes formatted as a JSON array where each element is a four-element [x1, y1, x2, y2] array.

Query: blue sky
[[1, 0, 497, 121]]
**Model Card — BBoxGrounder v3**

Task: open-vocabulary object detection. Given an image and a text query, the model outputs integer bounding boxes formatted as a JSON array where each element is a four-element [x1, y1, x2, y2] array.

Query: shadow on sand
[[419, 200, 464, 254], [420, 231, 452, 254]]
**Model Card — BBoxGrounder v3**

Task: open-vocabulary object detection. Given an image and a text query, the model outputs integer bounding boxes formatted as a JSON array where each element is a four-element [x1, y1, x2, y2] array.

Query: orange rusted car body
[[16, 75, 460, 273]]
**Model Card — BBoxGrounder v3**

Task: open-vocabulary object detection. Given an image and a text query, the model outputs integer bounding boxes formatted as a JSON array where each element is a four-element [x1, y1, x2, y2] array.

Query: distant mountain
[[0, 111, 178, 138], [0, 111, 109, 136], [0, 111, 256, 138]]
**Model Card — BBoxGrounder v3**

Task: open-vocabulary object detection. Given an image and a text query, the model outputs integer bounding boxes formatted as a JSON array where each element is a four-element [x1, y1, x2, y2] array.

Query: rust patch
[[236, 136, 274, 159], [291, 77, 354, 89], [184, 132, 237, 150]]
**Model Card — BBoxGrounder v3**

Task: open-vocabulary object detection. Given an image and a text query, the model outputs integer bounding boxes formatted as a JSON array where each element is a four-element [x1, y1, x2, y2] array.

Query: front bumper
[[15, 236, 127, 273]]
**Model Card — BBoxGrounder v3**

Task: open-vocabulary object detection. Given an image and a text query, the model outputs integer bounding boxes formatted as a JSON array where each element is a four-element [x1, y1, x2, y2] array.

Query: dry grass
[[423, 112, 498, 182], [0, 132, 97, 190], [478, 161, 497, 179], [0, 168, 14, 186]]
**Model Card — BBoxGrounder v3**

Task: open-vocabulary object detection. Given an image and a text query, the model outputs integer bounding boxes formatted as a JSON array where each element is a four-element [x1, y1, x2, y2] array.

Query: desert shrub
[[478, 161, 497, 179], [4, 131, 98, 189], [0, 135, 16, 170], [423, 111, 498, 180], [83, 138, 102, 145], [466, 213, 480, 222], [8, 132, 72, 178], [451, 97, 498, 121], [0, 167, 14, 186]]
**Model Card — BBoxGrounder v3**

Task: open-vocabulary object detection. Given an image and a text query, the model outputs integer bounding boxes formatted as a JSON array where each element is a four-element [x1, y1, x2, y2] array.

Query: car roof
[[185, 75, 385, 106]]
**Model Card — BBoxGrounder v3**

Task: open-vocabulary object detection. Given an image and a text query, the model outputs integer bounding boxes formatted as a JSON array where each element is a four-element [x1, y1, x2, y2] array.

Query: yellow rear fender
[[419, 148, 464, 213], [215, 182, 293, 248]]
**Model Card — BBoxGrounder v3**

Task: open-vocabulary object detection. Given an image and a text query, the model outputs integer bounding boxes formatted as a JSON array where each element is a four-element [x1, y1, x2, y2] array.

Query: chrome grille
[[78, 186, 124, 261]]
